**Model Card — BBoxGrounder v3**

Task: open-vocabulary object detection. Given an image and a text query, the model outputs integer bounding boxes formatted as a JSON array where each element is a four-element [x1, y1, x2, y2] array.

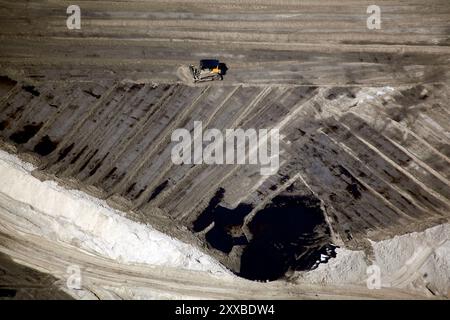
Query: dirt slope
[[0, 0, 449, 297]]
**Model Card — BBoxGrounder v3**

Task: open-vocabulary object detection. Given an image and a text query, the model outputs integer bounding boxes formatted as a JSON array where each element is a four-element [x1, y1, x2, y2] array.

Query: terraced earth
[[0, 0, 449, 290]]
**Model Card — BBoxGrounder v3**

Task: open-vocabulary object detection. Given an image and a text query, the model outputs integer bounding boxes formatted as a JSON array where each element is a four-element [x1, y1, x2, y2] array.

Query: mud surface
[[0, 1, 449, 85], [0, 0, 449, 288]]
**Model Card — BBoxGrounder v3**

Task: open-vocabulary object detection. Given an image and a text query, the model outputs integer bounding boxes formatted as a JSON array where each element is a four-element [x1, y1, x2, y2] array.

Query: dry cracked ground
[[0, 0, 449, 299]]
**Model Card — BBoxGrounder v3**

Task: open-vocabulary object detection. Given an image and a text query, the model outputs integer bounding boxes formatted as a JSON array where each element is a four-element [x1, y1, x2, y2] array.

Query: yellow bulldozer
[[189, 59, 224, 83]]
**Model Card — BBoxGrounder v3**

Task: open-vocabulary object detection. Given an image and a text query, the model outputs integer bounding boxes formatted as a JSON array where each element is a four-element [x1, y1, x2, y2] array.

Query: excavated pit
[[193, 188, 336, 281], [240, 195, 336, 281], [193, 188, 253, 254], [0, 78, 448, 284]]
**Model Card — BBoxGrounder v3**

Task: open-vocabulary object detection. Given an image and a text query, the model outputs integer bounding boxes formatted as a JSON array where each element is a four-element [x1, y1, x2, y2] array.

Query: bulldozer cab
[[199, 59, 221, 73]]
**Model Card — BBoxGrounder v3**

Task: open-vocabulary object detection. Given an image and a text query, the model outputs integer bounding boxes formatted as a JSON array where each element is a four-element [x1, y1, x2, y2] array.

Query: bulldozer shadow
[[219, 63, 228, 76]]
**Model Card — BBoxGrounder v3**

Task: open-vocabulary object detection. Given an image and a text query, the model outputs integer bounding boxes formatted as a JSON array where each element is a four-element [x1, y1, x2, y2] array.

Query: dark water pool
[[193, 189, 337, 281]]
